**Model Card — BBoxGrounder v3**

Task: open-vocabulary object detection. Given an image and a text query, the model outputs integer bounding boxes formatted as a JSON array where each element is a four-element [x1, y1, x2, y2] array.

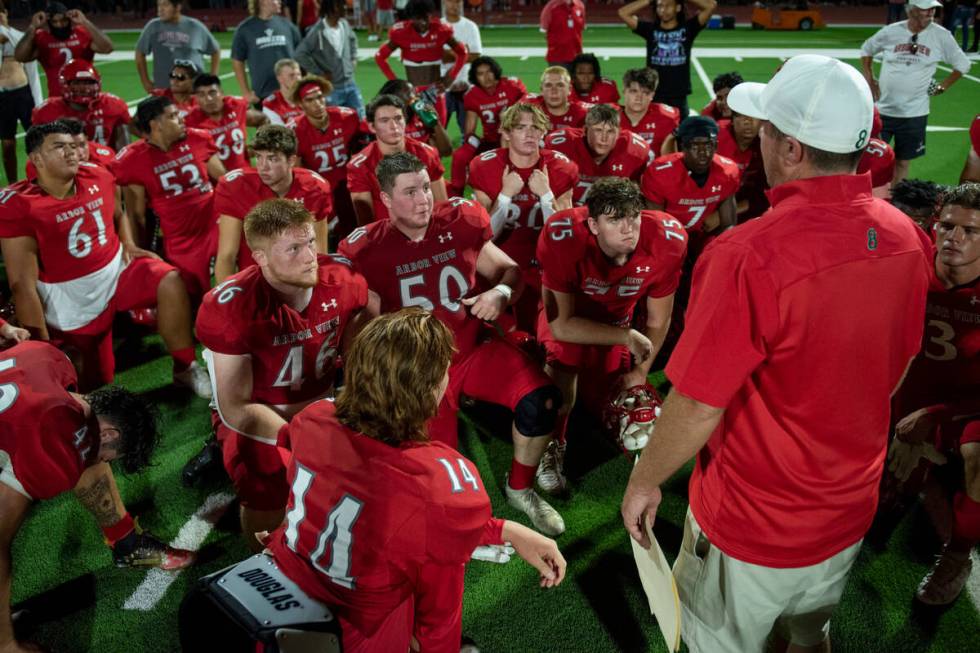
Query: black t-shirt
[[633, 16, 704, 100]]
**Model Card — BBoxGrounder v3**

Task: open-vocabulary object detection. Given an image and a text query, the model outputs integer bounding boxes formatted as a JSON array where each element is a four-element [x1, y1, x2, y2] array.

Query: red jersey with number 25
[[290, 107, 363, 189], [544, 128, 650, 206], [31, 93, 130, 147], [640, 152, 741, 234], [346, 137, 445, 222], [620, 102, 681, 154], [184, 96, 251, 171], [463, 77, 528, 144]]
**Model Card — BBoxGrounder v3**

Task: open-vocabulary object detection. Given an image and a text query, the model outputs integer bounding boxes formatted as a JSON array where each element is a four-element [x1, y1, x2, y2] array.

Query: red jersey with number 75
[[289, 107, 363, 190], [346, 137, 445, 222], [184, 96, 251, 171], [544, 128, 650, 206], [640, 152, 741, 234]]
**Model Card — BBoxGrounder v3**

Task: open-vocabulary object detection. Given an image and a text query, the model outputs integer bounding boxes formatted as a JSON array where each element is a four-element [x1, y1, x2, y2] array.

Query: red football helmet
[[60, 60, 101, 107], [602, 382, 663, 453]]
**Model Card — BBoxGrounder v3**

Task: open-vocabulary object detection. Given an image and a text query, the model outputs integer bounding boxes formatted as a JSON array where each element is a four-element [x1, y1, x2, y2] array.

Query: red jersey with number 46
[[544, 128, 650, 206], [0, 341, 99, 500], [214, 168, 334, 271], [538, 207, 688, 326], [32, 94, 130, 147], [620, 102, 681, 155], [34, 26, 94, 97], [856, 138, 896, 189], [526, 95, 590, 134], [184, 96, 251, 171], [346, 137, 445, 222], [195, 255, 368, 412], [387, 18, 455, 64], [339, 199, 491, 357], [640, 152, 741, 234], [468, 148, 578, 269], [576, 78, 620, 105], [463, 77, 528, 144], [290, 107, 363, 190]]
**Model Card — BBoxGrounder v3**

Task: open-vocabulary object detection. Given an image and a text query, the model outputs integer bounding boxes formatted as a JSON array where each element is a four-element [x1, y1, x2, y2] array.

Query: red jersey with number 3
[[544, 128, 650, 206], [538, 207, 688, 326], [640, 152, 741, 234], [34, 26, 94, 97], [856, 138, 896, 189], [575, 78, 619, 105], [290, 108, 363, 189], [31, 94, 130, 147], [339, 199, 491, 357], [468, 148, 578, 268], [620, 102, 681, 154], [195, 256, 368, 409], [184, 96, 251, 171], [346, 137, 445, 222], [526, 95, 590, 134], [463, 77, 528, 144], [214, 168, 334, 271], [387, 18, 455, 64]]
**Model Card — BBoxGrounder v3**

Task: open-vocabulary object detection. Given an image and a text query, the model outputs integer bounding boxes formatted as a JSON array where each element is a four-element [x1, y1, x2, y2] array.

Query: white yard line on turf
[[122, 492, 235, 612], [690, 56, 714, 104]]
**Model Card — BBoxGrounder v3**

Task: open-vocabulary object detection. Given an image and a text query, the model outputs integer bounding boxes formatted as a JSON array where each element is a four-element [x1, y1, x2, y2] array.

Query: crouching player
[[535, 177, 687, 494], [195, 199, 378, 550]]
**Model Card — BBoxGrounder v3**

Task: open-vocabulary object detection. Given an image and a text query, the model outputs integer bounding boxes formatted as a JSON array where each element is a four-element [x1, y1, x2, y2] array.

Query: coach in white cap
[[622, 55, 934, 653], [860, 0, 971, 186]]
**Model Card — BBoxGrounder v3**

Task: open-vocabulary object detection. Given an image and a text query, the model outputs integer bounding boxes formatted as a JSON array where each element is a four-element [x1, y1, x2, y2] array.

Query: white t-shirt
[[323, 21, 345, 56], [441, 16, 482, 86], [860, 20, 972, 118]]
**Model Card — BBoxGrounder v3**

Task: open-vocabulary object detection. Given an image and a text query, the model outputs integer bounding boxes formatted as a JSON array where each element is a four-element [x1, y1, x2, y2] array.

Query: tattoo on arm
[[74, 474, 120, 527]]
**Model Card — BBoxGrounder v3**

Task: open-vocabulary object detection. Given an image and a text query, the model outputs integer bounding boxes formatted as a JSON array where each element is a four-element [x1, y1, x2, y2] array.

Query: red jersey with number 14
[[290, 107, 363, 190], [640, 152, 741, 234], [544, 128, 650, 206], [463, 77, 528, 144], [31, 93, 130, 147], [346, 137, 445, 222], [184, 96, 251, 171]]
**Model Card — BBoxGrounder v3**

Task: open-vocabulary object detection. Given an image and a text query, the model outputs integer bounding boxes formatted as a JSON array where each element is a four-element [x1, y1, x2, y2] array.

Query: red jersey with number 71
[[289, 107, 363, 190], [184, 96, 251, 171], [640, 152, 741, 234], [544, 128, 650, 206]]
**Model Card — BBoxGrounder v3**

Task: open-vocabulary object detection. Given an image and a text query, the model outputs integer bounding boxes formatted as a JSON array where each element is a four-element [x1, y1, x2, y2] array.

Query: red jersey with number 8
[[184, 96, 251, 171], [640, 152, 741, 234]]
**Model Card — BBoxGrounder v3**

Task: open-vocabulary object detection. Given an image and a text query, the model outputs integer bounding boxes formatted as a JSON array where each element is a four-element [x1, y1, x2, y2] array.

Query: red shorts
[[218, 422, 289, 511], [427, 335, 552, 448], [164, 234, 214, 300]]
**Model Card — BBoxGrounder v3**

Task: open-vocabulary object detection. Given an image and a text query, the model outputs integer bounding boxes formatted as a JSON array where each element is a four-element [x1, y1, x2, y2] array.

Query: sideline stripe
[[122, 492, 235, 612], [690, 56, 714, 105]]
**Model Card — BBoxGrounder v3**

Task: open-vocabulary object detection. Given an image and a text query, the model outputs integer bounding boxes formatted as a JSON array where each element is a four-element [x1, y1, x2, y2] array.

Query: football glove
[[603, 383, 662, 452], [886, 437, 947, 483], [471, 544, 516, 564]]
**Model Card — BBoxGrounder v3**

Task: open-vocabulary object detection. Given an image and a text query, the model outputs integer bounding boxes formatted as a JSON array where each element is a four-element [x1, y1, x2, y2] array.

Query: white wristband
[[538, 191, 556, 220], [492, 283, 513, 301]]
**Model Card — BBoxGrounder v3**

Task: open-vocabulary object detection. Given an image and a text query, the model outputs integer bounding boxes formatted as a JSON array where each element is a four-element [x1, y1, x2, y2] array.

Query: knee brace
[[514, 385, 563, 437]]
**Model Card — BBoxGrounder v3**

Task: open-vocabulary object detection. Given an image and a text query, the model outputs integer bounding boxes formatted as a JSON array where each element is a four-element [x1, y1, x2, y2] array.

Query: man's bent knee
[[514, 385, 563, 437]]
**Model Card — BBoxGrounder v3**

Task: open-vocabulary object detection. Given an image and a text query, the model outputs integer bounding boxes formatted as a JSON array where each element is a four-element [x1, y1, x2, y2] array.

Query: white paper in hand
[[629, 516, 682, 652]]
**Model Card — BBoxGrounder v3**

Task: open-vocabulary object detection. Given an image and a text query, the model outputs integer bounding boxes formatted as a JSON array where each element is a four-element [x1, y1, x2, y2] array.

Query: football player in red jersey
[[535, 178, 687, 492], [960, 114, 979, 183], [700, 71, 743, 122], [0, 318, 28, 345], [619, 67, 681, 155], [0, 341, 195, 653], [150, 59, 198, 120], [267, 309, 565, 652], [339, 152, 567, 536], [469, 102, 578, 330], [197, 198, 378, 551], [527, 66, 591, 135], [880, 184, 980, 606], [214, 125, 333, 284], [857, 137, 896, 197], [24, 117, 114, 180], [448, 57, 527, 195], [347, 94, 446, 225], [260, 58, 303, 126], [713, 111, 768, 220], [545, 104, 651, 207], [185, 74, 267, 172], [13, 4, 113, 97], [570, 52, 620, 106], [376, 78, 453, 156], [0, 120, 209, 394], [890, 178, 944, 232], [31, 60, 130, 150], [114, 96, 226, 301]]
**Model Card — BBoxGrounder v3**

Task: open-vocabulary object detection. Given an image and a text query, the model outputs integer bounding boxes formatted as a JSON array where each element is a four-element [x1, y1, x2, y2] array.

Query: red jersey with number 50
[[33, 26, 94, 97], [619, 102, 681, 155], [463, 77, 528, 144], [346, 137, 445, 222], [339, 199, 491, 357], [539, 206, 688, 325], [468, 148, 578, 268], [856, 138, 896, 189], [575, 78, 620, 105], [214, 168, 334, 271], [526, 94, 590, 134], [195, 255, 368, 409], [640, 152, 741, 234], [184, 96, 251, 171], [290, 108, 363, 189], [387, 18, 455, 64], [544, 128, 650, 206], [31, 93, 130, 147]]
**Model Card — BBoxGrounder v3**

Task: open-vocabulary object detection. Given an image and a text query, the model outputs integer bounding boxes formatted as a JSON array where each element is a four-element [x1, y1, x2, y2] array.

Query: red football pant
[[217, 423, 289, 511], [164, 233, 214, 300]]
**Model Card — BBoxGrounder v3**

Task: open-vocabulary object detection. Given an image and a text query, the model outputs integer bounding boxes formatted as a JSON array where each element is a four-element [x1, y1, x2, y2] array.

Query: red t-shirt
[[152, 88, 197, 118], [338, 199, 491, 357], [24, 141, 115, 180], [0, 341, 99, 500], [261, 90, 303, 125], [640, 152, 741, 234], [463, 77, 528, 144], [666, 174, 933, 567], [31, 94, 130, 147], [289, 107, 363, 189], [387, 18, 455, 65], [542, 0, 585, 64], [269, 400, 500, 653], [213, 167, 334, 271], [184, 96, 251, 172], [346, 137, 444, 222], [468, 148, 578, 269], [526, 94, 590, 135], [575, 78, 620, 106], [544, 128, 650, 206], [620, 102, 681, 155], [33, 26, 94, 97], [538, 207, 687, 326], [195, 256, 368, 411], [856, 138, 896, 189]]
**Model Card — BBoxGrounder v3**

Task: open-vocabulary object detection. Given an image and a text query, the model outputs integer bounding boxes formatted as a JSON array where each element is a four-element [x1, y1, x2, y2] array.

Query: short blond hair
[[540, 66, 570, 85], [500, 102, 549, 133], [243, 198, 314, 251]]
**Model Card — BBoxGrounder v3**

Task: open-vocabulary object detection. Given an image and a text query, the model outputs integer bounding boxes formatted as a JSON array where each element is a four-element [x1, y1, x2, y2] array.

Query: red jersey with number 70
[[346, 137, 445, 222], [544, 128, 650, 206], [184, 96, 251, 171], [640, 152, 741, 234], [289, 107, 363, 190], [463, 77, 528, 144]]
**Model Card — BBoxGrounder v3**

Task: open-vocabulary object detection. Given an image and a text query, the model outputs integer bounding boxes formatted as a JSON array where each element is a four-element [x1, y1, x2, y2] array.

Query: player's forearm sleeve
[[374, 43, 397, 80], [446, 41, 469, 81], [489, 194, 513, 236]]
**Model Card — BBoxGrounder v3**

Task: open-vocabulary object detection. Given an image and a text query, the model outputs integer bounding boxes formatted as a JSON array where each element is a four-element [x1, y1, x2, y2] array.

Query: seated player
[[339, 152, 567, 536], [31, 59, 129, 150], [0, 341, 195, 652], [890, 178, 945, 232], [535, 178, 687, 492], [469, 103, 578, 331], [347, 94, 446, 225], [857, 136, 896, 197], [962, 114, 979, 183], [260, 58, 303, 126], [151, 59, 198, 119], [197, 198, 377, 551], [545, 104, 650, 207], [700, 71, 743, 122], [526, 66, 591, 135], [185, 74, 268, 172], [570, 52, 620, 106], [214, 125, 332, 284], [266, 309, 565, 652], [619, 67, 681, 155], [25, 117, 114, 180], [448, 56, 527, 195], [715, 111, 768, 220], [377, 78, 452, 156], [879, 183, 980, 606], [0, 120, 210, 395]]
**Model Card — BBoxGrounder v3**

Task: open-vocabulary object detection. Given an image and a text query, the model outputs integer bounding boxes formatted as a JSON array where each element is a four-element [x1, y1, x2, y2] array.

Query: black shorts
[[0, 85, 34, 140], [879, 114, 928, 161]]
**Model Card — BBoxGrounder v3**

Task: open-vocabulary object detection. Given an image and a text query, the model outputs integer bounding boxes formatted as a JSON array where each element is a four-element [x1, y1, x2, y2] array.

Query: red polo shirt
[[666, 174, 933, 568]]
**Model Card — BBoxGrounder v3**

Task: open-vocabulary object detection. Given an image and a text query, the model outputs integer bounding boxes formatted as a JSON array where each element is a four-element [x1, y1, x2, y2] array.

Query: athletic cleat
[[916, 546, 972, 606], [113, 530, 196, 570], [181, 436, 225, 488], [505, 476, 565, 536], [174, 361, 213, 399], [536, 439, 568, 496]]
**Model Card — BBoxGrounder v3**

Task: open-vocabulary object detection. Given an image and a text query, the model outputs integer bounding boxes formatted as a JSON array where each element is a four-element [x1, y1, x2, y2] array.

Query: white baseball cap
[[908, 0, 942, 9], [726, 55, 874, 154]]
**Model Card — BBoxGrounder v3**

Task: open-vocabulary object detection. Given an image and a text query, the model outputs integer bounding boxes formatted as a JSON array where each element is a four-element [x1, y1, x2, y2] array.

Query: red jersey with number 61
[[290, 108, 363, 190], [346, 137, 444, 222], [463, 77, 528, 144], [196, 255, 368, 411], [32, 93, 130, 147], [640, 152, 741, 234], [544, 128, 650, 206], [184, 96, 251, 171], [620, 102, 681, 154]]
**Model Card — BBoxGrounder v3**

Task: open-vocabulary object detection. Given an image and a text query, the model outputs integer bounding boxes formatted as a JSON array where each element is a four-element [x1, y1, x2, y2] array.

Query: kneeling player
[[196, 199, 377, 550], [536, 178, 687, 492]]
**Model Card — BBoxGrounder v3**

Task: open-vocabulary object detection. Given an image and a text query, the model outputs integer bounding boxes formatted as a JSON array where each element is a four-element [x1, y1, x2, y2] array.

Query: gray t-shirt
[[136, 16, 220, 90], [231, 16, 301, 100]]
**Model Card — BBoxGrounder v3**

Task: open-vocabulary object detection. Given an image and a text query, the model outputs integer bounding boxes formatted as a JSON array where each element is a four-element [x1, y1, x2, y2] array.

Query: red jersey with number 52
[[290, 107, 363, 189], [184, 96, 251, 171], [620, 102, 681, 154], [544, 128, 650, 206], [346, 137, 445, 222], [856, 138, 896, 189], [463, 77, 528, 144], [640, 152, 741, 234], [387, 18, 455, 64], [538, 207, 688, 326], [195, 255, 368, 410], [468, 148, 578, 268], [31, 93, 130, 147], [339, 199, 491, 357]]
